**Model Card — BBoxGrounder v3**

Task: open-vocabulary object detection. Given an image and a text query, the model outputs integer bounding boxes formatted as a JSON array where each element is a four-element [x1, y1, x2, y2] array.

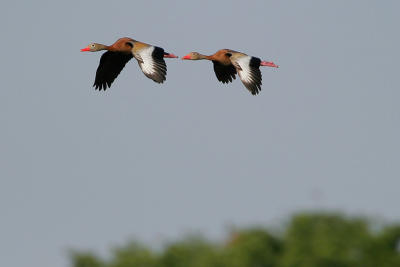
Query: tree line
[[71, 212, 400, 267]]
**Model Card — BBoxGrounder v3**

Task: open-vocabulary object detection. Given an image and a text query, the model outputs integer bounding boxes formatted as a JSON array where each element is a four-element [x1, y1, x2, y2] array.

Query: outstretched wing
[[134, 46, 167, 84], [93, 51, 133, 90], [232, 56, 262, 95], [212, 60, 237, 84]]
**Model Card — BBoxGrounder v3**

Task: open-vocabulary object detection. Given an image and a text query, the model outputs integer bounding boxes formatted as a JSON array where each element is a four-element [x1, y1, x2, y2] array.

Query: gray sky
[[0, 0, 399, 266]]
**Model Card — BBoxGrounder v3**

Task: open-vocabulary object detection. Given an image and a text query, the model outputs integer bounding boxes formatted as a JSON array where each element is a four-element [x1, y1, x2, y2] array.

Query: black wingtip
[[93, 83, 109, 91]]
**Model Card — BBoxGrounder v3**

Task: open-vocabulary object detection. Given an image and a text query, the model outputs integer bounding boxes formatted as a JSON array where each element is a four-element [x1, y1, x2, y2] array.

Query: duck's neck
[[197, 53, 211, 60], [103, 44, 114, 51], [93, 43, 110, 52]]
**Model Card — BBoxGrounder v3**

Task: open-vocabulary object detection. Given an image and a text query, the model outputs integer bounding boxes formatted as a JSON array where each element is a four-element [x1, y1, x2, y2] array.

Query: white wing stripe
[[134, 46, 167, 83], [235, 56, 252, 83], [137, 46, 157, 75]]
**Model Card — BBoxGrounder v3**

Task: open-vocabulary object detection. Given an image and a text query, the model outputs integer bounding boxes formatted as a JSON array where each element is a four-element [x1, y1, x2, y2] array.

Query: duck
[[81, 37, 178, 90], [182, 49, 278, 95]]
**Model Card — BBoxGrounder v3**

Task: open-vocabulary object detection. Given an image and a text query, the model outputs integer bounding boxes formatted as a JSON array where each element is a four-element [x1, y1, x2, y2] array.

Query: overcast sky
[[0, 1, 399, 266]]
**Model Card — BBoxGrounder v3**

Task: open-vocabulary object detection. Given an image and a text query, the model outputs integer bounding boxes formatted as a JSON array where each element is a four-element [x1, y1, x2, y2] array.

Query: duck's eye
[[91, 44, 95, 47]]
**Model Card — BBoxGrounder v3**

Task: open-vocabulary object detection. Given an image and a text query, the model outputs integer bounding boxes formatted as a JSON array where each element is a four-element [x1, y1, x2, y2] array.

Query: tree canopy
[[70, 212, 400, 267]]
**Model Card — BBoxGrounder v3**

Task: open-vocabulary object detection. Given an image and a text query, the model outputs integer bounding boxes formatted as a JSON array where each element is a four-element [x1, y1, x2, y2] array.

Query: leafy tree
[[362, 225, 400, 267], [69, 213, 400, 267], [222, 228, 282, 267], [160, 235, 220, 267], [109, 241, 159, 267], [70, 252, 105, 267], [280, 213, 372, 267]]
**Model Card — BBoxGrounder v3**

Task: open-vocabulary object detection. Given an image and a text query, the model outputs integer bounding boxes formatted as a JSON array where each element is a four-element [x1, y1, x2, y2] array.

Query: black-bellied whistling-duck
[[182, 49, 278, 95], [81, 37, 178, 90]]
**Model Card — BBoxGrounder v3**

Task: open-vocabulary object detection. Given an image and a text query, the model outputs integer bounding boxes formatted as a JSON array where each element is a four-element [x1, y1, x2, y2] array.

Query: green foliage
[[70, 213, 400, 267], [362, 225, 400, 267], [160, 236, 220, 267], [109, 242, 158, 267], [281, 213, 371, 267], [222, 228, 282, 267], [70, 252, 105, 267]]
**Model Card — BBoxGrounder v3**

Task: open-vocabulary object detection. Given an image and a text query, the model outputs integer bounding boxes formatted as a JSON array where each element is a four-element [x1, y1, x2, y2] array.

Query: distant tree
[[362, 225, 400, 267], [108, 241, 159, 267], [280, 212, 372, 267], [70, 252, 105, 267], [222, 228, 282, 267], [160, 235, 220, 267], [69, 212, 400, 267]]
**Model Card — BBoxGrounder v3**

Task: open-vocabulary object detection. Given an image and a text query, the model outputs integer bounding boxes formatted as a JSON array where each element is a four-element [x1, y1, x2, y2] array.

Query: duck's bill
[[80, 46, 90, 52], [164, 53, 179, 58], [261, 61, 279, 68]]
